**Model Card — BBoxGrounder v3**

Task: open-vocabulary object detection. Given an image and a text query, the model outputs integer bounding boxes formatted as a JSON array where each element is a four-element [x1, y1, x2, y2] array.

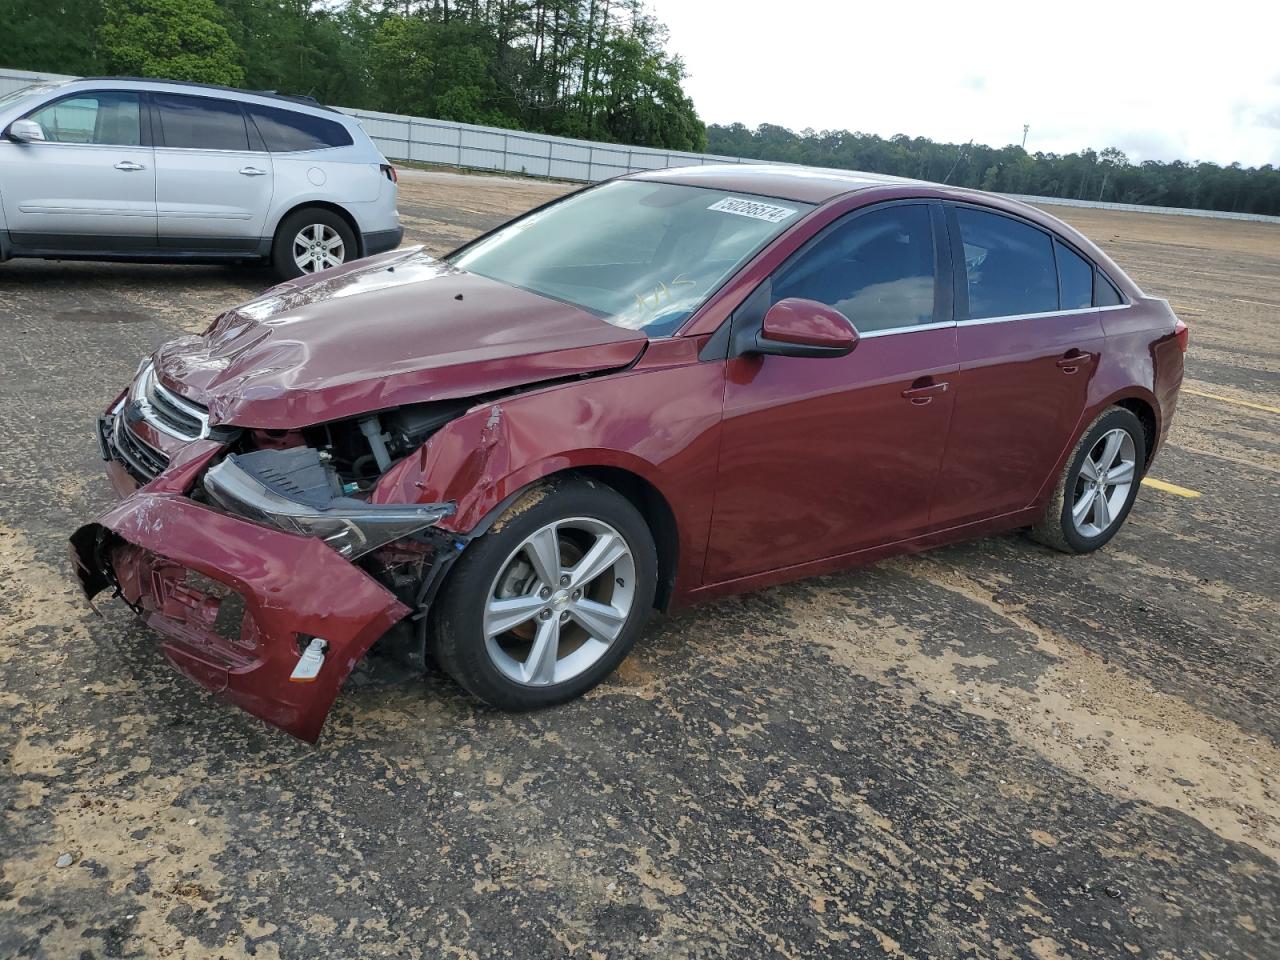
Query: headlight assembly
[[203, 451, 454, 559]]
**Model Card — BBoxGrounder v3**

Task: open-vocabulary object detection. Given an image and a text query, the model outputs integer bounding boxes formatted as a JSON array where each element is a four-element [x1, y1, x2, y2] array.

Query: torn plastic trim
[[69, 494, 411, 743], [203, 452, 455, 559]]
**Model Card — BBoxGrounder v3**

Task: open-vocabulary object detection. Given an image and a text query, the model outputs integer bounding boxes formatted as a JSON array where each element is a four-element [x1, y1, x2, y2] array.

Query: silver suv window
[[27, 92, 142, 146], [0, 82, 60, 110], [154, 93, 249, 151], [245, 104, 353, 152]]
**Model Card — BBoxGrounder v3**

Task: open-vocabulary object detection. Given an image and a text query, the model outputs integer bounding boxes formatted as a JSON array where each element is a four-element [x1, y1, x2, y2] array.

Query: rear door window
[[155, 94, 249, 151], [27, 92, 142, 145], [956, 207, 1058, 319], [772, 204, 937, 333], [1055, 240, 1094, 310], [245, 104, 353, 151]]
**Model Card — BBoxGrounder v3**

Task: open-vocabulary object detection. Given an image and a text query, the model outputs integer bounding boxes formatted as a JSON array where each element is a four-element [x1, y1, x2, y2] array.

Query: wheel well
[[1115, 398, 1157, 468], [573, 467, 680, 612], [274, 202, 362, 258]]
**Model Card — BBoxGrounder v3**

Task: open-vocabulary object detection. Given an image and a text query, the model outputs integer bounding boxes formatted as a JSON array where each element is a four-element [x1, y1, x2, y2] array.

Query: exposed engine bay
[[197, 401, 481, 634], [265, 400, 472, 494]]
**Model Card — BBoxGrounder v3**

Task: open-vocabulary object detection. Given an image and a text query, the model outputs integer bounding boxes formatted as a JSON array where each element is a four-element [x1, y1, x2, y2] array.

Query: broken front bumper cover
[[70, 490, 437, 742]]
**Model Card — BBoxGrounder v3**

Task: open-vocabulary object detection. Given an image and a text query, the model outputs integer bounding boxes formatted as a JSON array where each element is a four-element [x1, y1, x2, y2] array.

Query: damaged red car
[[72, 165, 1187, 742]]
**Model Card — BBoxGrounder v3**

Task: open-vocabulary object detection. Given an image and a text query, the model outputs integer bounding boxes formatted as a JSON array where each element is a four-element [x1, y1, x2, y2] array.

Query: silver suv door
[[0, 90, 156, 249], [151, 93, 273, 253]]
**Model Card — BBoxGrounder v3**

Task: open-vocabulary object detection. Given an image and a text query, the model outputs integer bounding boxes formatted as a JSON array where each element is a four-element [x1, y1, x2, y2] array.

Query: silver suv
[[0, 77, 402, 279]]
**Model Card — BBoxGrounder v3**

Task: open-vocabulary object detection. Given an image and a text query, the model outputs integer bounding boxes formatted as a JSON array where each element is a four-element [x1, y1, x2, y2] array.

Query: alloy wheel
[[483, 517, 636, 687], [292, 223, 346, 273], [1071, 428, 1137, 538]]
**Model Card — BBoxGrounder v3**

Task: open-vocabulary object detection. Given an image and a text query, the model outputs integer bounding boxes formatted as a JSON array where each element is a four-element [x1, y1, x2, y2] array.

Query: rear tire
[[271, 207, 357, 281], [1031, 406, 1145, 554], [431, 478, 657, 710]]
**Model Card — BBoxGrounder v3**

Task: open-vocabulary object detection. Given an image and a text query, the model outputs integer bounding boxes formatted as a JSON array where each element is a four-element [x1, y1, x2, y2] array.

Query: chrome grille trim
[[111, 414, 169, 484], [134, 363, 210, 442]]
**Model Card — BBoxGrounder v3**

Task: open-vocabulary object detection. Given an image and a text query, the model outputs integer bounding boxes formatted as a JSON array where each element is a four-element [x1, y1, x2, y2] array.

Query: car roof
[[62, 77, 341, 115], [628, 163, 926, 204], [627, 162, 1097, 247]]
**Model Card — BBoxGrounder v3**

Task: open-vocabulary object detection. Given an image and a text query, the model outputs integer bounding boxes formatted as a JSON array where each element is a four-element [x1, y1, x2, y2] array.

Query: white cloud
[[650, 0, 1280, 166]]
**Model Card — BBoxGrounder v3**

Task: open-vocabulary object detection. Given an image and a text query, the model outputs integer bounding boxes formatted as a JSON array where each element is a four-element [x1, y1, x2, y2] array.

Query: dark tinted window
[[28, 92, 141, 145], [155, 94, 248, 151], [773, 204, 935, 332], [246, 104, 353, 151], [1094, 269, 1123, 306], [1056, 240, 1093, 309], [956, 208, 1057, 319]]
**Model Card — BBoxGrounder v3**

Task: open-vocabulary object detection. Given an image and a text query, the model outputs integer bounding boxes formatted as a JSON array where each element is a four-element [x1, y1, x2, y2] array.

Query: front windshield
[[0, 82, 62, 112], [449, 180, 813, 336]]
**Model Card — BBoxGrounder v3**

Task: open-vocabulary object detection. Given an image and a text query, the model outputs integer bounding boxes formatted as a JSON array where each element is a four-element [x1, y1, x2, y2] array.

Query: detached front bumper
[[71, 492, 411, 742]]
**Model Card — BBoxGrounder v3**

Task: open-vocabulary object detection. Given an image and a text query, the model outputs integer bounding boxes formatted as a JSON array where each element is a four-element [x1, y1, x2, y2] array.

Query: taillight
[[380, 163, 398, 184], [1174, 319, 1189, 353]]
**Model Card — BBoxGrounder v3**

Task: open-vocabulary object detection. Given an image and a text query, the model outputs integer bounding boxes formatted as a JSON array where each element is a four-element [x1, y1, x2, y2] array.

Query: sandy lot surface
[[0, 169, 1276, 959]]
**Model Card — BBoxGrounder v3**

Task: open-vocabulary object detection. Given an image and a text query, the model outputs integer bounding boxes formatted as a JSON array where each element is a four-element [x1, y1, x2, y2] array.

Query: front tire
[[1031, 406, 1145, 554], [431, 479, 658, 710], [271, 207, 357, 281]]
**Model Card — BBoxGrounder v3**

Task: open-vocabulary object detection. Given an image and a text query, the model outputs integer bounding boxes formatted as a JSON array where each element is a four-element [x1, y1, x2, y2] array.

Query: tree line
[[0, 0, 707, 151], [3, 0, 1277, 214], [710, 125, 1280, 216]]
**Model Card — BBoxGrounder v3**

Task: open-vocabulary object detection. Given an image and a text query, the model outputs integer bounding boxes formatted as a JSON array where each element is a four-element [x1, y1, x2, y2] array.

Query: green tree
[[0, 0, 105, 77], [99, 0, 245, 85], [706, 123, 1280, 216], [215, 0, 370, 103], [369, 15, 507, 125]]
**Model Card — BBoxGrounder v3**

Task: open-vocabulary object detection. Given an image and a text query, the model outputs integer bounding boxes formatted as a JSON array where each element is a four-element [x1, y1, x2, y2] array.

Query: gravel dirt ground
[[1, 169, 1277, 960]]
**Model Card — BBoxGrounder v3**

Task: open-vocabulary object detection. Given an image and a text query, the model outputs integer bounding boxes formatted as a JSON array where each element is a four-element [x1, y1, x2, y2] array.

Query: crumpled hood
[[154, 248, 647, 430]]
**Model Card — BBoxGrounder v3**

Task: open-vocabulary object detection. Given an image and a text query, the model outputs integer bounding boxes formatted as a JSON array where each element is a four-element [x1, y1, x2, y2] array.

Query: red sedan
[[72, 164, 1187, 741]]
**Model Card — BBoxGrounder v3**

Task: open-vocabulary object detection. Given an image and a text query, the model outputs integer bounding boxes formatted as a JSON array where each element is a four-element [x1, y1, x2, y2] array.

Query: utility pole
[[1022, 124, 1030, 149]]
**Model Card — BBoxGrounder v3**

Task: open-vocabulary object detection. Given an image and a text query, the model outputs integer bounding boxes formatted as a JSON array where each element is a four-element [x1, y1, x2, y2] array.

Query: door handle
[[239, 166, 267, 176], [1056, 350, 1095, 373], [901, 378, 949, 405], [114, 160, 145, 171]]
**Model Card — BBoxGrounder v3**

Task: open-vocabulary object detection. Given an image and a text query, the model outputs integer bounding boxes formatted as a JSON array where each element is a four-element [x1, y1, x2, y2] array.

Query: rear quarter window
[[246, 104, 354, 152], [1094, 269, 1124, 306]]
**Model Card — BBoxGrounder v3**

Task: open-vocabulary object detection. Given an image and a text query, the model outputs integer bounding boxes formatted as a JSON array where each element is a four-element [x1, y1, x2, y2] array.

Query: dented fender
[[369, 338, 728, 600]]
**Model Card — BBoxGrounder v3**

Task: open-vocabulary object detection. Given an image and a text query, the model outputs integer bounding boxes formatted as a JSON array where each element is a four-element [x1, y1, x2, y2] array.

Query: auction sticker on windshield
[[707, 196, 799, 223]]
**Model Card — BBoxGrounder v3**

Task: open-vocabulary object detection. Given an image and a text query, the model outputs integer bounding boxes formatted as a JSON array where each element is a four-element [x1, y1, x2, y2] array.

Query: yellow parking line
[[1142, 477, 1201, 498], [1183, 388, 1280, 415]]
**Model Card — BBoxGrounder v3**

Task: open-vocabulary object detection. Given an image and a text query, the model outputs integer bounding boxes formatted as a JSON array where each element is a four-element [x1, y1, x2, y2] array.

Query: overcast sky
[[648, 0, 1280, 167]]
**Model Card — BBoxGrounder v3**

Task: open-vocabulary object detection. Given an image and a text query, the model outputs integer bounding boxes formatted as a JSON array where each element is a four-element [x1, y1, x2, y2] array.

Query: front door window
[[27, 92, 142, 146], [772, 203, 937, 332]]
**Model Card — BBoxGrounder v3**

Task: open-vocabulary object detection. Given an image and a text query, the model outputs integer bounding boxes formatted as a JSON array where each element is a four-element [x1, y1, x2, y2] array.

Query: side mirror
[[6, 119, 45, 143], [752, 298, 859, 358]]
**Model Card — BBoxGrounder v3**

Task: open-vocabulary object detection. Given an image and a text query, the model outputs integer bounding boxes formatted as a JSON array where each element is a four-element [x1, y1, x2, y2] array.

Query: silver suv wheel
[[292, 223, 346, 273]]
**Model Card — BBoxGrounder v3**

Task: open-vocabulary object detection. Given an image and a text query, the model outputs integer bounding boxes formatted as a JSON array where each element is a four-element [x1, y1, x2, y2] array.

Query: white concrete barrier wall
[[3, 66, 1278, 223], [331, 103, 760, 181]]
